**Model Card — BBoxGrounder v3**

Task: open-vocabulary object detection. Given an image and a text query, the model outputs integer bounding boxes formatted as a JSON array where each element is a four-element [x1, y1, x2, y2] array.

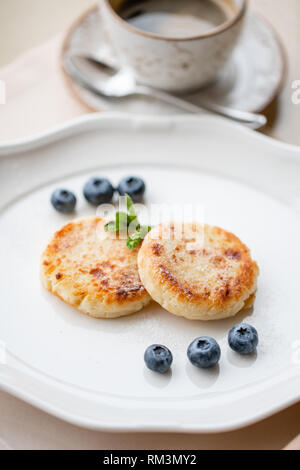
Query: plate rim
[[1, 111, 300, 154], [0, 112, 300, 433], [1, 359, 300, 433]]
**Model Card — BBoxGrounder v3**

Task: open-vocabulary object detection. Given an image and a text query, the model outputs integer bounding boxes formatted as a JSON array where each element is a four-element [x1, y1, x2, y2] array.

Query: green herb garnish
[[126, 225, 152, 249], [126, 193, 137, 217], [104, 194, 151, 249]]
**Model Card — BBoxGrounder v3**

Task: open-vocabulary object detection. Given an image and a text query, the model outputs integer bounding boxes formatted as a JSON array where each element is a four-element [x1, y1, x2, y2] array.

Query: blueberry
[[51, 189, 76, 213], [144, 344, 173, 373], [117, 176, 145, 202], [228, 323, 258, 355], [187, 336, 221, 369], [83, 177, 114, 206]]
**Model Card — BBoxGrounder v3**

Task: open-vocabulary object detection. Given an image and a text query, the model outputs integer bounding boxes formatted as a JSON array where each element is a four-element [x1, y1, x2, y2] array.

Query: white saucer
[[63, 7, 285, 114]]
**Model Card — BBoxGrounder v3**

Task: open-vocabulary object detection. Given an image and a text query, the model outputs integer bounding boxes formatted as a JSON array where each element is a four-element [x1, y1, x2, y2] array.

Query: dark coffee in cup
[[117, 0, 236, 38]]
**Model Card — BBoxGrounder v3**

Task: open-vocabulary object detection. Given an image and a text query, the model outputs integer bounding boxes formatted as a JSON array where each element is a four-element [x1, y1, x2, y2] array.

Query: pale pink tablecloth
[[0, 36, 299, 450], [0, 35, 92, 142]]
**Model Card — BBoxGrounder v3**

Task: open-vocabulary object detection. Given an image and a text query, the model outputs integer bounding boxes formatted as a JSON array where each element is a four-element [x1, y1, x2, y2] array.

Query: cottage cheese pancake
[[41, 217, 151, 318], [138, 222, 259, 320]]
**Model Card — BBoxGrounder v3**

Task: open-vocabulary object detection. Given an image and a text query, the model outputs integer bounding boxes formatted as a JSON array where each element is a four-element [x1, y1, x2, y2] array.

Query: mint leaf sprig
[[104, 194, 151, 249], [126, 224, 152, 249]]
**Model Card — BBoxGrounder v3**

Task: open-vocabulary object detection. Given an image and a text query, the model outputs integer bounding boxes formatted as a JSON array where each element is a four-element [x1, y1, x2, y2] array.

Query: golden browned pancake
[[41, 217, 151, 318], [138, 222, 259, 320]]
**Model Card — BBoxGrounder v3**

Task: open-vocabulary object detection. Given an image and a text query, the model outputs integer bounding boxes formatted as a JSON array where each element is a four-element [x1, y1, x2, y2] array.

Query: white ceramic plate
[[0, 113, 299, 432], [62, 7, 285, 114]]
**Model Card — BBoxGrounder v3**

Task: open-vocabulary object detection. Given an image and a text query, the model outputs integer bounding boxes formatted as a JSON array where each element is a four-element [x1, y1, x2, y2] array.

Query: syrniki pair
[[41, 217, 259, 320]]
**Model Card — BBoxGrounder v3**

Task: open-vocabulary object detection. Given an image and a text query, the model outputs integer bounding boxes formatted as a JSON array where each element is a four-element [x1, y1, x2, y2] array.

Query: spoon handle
[[136, 85, 267, 130]]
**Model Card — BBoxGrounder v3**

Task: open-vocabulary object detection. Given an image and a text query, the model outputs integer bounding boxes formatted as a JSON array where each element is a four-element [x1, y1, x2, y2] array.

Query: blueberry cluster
[[50, 176, 145, 213], [144, 323, 258, 373]]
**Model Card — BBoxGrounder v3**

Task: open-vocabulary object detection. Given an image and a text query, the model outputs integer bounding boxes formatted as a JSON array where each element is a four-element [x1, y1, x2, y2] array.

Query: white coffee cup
[[101, 0, 247, 92]]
